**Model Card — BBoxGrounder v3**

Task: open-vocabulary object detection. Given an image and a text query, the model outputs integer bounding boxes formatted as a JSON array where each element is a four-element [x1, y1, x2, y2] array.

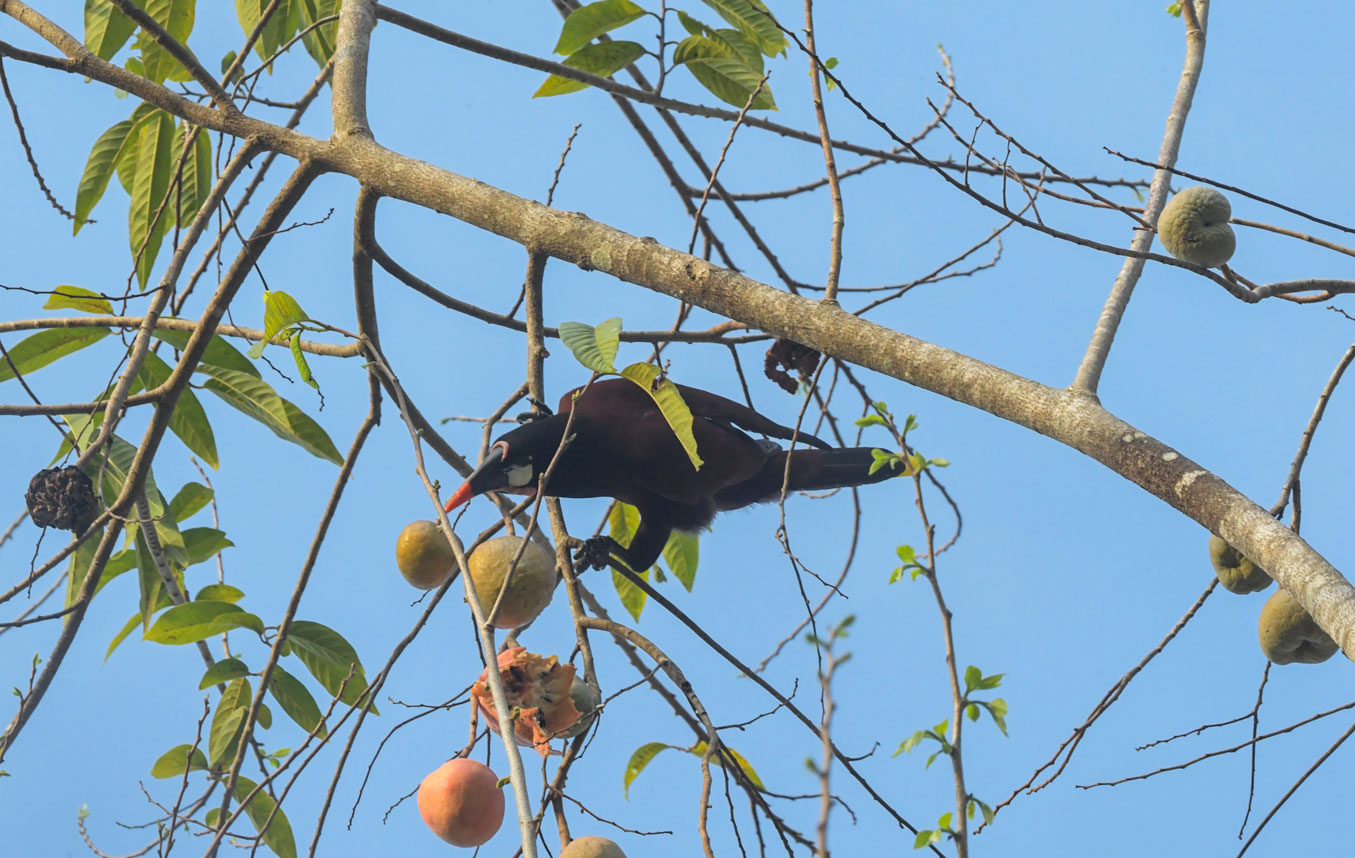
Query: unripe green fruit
[[560, 677, 602, 739], [1157, 186, 1236, 267], [1258, 588, 1338, 665], [560, 835, 627, 858], [467, 535, 558, 629], [1207, 534, 1271, 594], [395, 521, 455, 589]]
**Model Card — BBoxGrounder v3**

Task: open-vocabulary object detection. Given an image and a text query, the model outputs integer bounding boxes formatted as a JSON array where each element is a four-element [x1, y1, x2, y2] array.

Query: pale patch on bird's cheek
[[506, 462, 534, 488]]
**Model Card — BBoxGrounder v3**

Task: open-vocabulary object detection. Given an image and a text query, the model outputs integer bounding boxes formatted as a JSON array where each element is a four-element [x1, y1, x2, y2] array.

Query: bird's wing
[[676, 384, 833, 450]]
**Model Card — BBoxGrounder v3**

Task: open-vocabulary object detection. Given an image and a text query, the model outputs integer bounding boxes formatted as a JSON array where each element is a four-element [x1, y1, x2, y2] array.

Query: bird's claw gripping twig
[[574, 535, 623, 572]]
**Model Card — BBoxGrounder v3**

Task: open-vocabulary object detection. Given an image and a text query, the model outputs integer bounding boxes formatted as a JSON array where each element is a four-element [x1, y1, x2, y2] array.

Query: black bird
[[445, 378, 900, 572]]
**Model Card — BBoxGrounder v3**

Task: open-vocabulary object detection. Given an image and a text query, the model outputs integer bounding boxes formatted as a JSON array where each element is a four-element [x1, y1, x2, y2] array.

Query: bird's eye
[[505, 462, 533, 487]]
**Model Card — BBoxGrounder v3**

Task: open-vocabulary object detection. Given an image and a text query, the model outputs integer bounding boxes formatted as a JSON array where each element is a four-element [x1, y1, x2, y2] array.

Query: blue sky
[[2, 2, 1353, 856]]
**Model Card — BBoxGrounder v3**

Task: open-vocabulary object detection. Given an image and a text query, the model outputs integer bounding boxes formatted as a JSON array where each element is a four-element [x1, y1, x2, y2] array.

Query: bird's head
[[444, 415, 568, 512]]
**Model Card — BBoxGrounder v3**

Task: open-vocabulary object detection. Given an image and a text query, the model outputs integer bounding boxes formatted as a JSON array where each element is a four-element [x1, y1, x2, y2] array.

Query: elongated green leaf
[[199, 657, 250, 690], [182, 527, 234, 566], [209, 678, 251, 767], [609, 503, 648, 618], [135, 528, 164, 632], [85, 0, 144, 61], [286, 621, 376, 712], [680, 54, 775, 109], [128, 109, 175, 286], [150, 744, 208, 779], [267, 665, 326, 737], [296, 0, 340, 67], [196, 583, 245, 603], [201, 368, 343, 464], [288, 331, 318, 390], [662, 530, 699, 591], [105, 591, 171, 661], [150, 329, 262, 378], [44, 285, 114, 315], [558, 318, 621, 373], [145, 600, 250, 644], [623, 742, 672, 798], [699, 0, 784, 56], [690, 741, 764, 789], [673, 28, 762, 73], [232, 775, 297, 858], [170, 121, 212, 227], [74, 119, 135, 233], [235, 0, 295, 62], [535, 41, 646, 97], [0, 328, 110, 383], [248, 290, 311, 358], [138, 350, 219, 468], [620, 362, 703, 469], [555, 0, 647, 55], [169, 481, 213, 522], [137, 0, 196, 84]]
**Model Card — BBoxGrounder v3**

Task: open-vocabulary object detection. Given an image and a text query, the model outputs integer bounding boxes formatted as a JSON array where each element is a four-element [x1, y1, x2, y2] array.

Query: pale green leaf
[[43, 285, 114, 315], [699, 0, 785, 56], [168, 481, 213, 522], [145, 601, 253, 644], [534, 41, 646, 97], [295, 0, 340, 67], [150, 329, 261, 378], [232, 775, 297, 858], [150, 744, 208, 778], [620, 362, 703, 469], [285, 621, 376, 713], [85, 0, 144, 61], [209, 678, 251, 767], [0, 329, 110, 383], [199, 657, 249, 690], [170, 121, 212, 228], [182, 527, 234, 566], [623, 742, 672, 798], [288, 330, 318, 390], [267, 665, 327, 737], [662, 530, 699, 591], [201, 368, 343, 464], [679, 53, 775, 110], [555, 0, 647, 55], [138, 350, 219, 468], [690, 741, 763, 789], [74, 117, 139, 233], [195, 583, 245, 603], [128, 109, 176, 286], [558, 318, 621, 373], [248, 290, 311, 359], [137, 0, 196, 84]]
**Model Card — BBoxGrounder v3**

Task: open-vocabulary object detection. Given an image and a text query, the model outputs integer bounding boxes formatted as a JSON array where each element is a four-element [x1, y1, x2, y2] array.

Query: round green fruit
[[467, 535, 558, 629], [1258, 588, 1338, 665], [1207, 534, 1271, 594], [1157, 186, 1236, 267], [560, 835, 627, 858], [416, 758, 504, 847], [395, 521, 455, 589]]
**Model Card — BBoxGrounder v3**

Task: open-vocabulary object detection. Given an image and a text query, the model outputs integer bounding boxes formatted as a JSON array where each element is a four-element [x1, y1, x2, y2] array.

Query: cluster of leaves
[[895, 665, 1006, 849], [536, 0, 786, 110], [855, 405, 949, 478], [77, 0, 338, 285]]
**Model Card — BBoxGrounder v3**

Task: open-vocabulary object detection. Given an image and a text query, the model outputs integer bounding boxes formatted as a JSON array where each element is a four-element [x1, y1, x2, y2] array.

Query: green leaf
[[662, 530, 699, 591], [128, 109, 176, 286], [105, 591, 170, 661], [296, 0, 340, 67], [285, 621, 376, 713], [150, 744, 208, 778], [619, 363, 704, 469], [145, 601, 258, 644], [138, 350, 219, 468], [135, 528, 164, 632], [196, 583, 245, 603], [985, 698, 1009, 736], [966, 703, 979, 722], [938, 811, 953, 830], [201, 368, 343, 464], [555, 0, 647, 55], [894, 729, 929, 757], [288, 330, 319, 390], [209, 678, 251, 767], [0, 328, 110, 383], [535, 41, 646, 97], [232, 775, 298, 858], [699, 0, 785, 56], [85, 0, 144, 61], [964, 665, 980, 692], [236, 0, 293, 63], [182, 527, 234, 566], [44, 285, 114, 315], [896, 545, 916, 564], [608, 503, 649, 618], [150, 329, 262, 378], [136, 0, 196, 84], [558, 318, 621, 373], [199, 657, 250, 690], [854, 414, 886, 428], [248, 290, 312, 359], [914, 829, 936, 849], [680, 50, 776, 110], [169, 481, 213, 522], [690, 741, 763, 789], [623, 741, 671, 798], [170, 121, 212, 228], [1166, 2, 1183, 18], [220, 50, 240, 81], [267, 665, 327, 737], [974, 797, 996, 826], [257, 702, 273, 730]]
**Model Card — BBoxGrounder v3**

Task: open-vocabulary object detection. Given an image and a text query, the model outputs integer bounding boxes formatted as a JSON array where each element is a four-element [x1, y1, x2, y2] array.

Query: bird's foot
[[574, 535, 623, 572]]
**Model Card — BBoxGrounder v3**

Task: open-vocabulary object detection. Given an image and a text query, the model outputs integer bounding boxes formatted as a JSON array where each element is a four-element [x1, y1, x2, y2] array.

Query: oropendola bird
[[444, 378, 900, 572]]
